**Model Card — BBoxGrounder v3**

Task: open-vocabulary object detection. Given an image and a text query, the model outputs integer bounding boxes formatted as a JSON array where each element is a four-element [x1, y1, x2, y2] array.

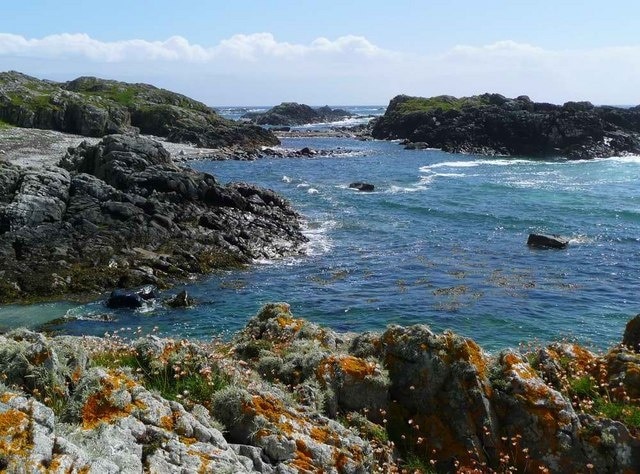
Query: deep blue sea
[[2, 106, 639, 352]]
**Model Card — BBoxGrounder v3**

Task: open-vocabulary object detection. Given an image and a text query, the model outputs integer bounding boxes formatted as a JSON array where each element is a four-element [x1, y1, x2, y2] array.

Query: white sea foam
[[421, 158, 536, 171], [297, 183, 310, 188], [282, 175, 292, 183], [307, 188, 319, 194], [301, 219, 337, 256]]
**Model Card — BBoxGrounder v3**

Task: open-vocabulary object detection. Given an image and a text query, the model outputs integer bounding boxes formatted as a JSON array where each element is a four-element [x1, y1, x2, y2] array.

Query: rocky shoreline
[[372, 94, 640, 159], [1, 303, 639, 473], [0, 133, 307, 304]]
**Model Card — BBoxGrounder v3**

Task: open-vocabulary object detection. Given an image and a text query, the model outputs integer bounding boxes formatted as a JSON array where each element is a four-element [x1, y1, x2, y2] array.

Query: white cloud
[[0, 32, 639, 105]]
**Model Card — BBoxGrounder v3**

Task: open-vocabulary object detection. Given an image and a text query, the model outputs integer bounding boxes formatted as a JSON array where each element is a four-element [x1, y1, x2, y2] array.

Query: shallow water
[[1, 112, 639, 352]]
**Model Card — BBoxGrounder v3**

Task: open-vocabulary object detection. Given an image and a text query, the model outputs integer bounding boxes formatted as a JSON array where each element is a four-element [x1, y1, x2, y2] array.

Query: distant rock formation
[[0, 135, 307, 303], [243, 102, 354, 126], [0, 71, 278, 149], [372, 93, 640, 159]]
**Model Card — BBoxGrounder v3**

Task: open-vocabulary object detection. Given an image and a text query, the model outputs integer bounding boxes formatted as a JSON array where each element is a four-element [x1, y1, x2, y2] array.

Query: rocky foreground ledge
[[372, 94, 640, 159], [0, 135, 307, 303], [1, 304, 639, 473]]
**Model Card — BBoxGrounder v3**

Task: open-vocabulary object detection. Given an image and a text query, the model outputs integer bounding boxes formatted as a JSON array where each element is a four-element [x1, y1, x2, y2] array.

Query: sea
[[1, 105, 639, 353]]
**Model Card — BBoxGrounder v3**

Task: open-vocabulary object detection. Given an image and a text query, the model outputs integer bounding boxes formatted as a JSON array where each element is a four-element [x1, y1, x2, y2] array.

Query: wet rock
[[527, 233, 569, 249], [623, 314, 640, 352], [0, 135, 307, 303], [349, 182, 375, 192], [165, 289, 194, 308]]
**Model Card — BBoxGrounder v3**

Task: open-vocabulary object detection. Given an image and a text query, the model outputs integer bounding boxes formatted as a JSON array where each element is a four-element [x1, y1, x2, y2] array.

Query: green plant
[[569, 376, 597, 398], [401, 453, 436, 473]]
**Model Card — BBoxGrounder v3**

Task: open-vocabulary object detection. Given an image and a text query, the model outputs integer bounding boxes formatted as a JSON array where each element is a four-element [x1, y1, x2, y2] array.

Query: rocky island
[[372, 94, 640, 159], [243, 103, 354, 127], [1, 303, 639, 472]]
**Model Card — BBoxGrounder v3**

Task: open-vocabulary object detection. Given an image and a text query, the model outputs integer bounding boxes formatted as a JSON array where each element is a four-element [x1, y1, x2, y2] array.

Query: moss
[[0, 119, 13, 130], [393, 95, 489, 114]]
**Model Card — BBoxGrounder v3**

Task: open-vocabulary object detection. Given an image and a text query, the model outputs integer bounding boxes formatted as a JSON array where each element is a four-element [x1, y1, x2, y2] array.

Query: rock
[[527, 233, 569, 249], [165, 289, 194, 308], [623, 314, 640, 352], [243, 102, 354, 126], [349, 182, 375, 192], [403, 141, 429, 150], [106, 287, 157, 309], [299, 147, 313, 156], [0, 135, 307, 303], [0, 71, 278, 150], [372, 93, 640, 159]]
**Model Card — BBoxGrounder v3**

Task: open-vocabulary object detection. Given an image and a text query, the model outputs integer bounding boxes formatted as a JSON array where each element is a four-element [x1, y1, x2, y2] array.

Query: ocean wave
[[421, 158, 536, 170], [386, 185, 427, 194], [301, 219, 337, 256]]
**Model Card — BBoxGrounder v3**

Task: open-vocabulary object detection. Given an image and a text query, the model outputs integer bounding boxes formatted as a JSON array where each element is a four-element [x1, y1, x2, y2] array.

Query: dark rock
[[165, 289, 194, 308], [622, 315, 640, 352], [243, 102, 354, 126], [0, 71, 278, 150], [106, 289, 145, 308], [527, 233, 569, 249], [349, 182, 375, 192], [299, 147, 313, 156], [0, 135, 307, 303], [404, 141, 429, 150], [372, 93, 640, 159]]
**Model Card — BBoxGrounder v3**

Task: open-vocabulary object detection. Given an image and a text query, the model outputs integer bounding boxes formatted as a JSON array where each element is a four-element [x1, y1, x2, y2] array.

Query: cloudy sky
[[2, 0, 639, 106]]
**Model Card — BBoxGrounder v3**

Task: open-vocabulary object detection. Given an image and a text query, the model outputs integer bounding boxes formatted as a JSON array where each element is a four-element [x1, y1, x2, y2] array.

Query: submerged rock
[[165, 289, 194, 308], [349, 182, 375, 192], [527, 233, 569, 249]]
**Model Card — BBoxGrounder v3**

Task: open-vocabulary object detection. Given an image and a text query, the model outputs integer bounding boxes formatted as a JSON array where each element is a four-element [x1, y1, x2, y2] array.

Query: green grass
[[569, 376, 597, 398], [0, 119, 13, 130], [594, 399, 640, 428], [90, 347, 230, 410], [393, 95, 489, 114]]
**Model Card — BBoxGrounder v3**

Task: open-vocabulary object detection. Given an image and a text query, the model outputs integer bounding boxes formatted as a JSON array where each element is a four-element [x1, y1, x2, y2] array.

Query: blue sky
[[1, 1, 639, 105]]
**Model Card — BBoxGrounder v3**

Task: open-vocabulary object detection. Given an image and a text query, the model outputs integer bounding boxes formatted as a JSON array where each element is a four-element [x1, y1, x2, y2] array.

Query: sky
[[1, 0, 639, 106]]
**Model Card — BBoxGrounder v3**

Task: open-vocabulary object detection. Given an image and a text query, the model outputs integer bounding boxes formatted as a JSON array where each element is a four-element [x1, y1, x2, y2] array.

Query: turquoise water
[[1, 113, 639, 352]]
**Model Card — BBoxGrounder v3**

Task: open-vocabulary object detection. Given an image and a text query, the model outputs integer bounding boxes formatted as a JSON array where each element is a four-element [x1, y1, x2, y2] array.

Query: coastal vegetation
[[1, 304, 639, 472]]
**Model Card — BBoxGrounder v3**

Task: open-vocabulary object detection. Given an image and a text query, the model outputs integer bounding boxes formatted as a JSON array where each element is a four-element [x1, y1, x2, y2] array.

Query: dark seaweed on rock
[[372, 93, 640, 159], [0, 135, 307, 303]]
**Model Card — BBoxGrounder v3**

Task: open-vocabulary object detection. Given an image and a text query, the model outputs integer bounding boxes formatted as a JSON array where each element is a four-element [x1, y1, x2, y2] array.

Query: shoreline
[[1, 303, 639, 472]]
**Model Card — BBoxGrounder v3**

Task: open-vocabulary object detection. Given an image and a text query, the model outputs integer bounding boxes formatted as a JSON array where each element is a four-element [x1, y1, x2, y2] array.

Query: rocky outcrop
[[0, 135, 307, 303], [0, 71, 278, 149], [372, 93, 640, 159], [1, 306, 640, 472], [244, 103, 353, 126], [349, 182, 375, 192], [527, 233, 569, 249]]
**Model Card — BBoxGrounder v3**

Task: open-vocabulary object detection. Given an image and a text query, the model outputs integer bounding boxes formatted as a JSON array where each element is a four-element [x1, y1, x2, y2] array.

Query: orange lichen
[[243, 395, 295, 435], [0, 408, 31, 457], [71, 367, 83, 383], [291, 439, 318, 473], [317, 355, 376, 382], [81, 371, 142, 429], [310, 426, 330, 443], [0, 392, 15, 403], [160, 415, 174, 430]]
